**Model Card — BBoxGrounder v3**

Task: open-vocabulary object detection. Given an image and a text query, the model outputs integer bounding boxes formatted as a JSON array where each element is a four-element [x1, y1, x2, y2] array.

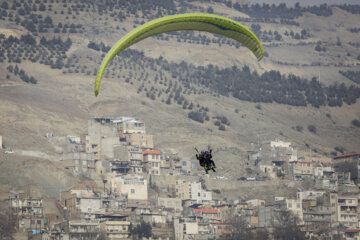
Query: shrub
[[295, 125, 303, 132], [188, 111, 204, 123], [351, 119, 360, 128], [307, 125, 317, 134]]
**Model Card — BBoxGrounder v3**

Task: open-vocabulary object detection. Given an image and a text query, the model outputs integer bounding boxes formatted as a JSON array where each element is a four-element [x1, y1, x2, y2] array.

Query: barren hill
[[0, 0, 359, 197]]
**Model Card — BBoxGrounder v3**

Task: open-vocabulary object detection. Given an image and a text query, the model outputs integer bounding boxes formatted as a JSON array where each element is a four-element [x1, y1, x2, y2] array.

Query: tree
[[351, 119, 360, 128], [207, 7, 214, 13], [255, 228, 270, 240], [307, 125, 317, 134], [273, 209, 305, 240], [230, 215, 254, 240], [131, 221, 152, 239], [0, 202, 16, 240]]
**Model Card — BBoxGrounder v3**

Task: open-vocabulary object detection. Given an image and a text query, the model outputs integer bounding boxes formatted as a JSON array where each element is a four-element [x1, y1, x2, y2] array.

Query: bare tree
[[255, 228, 271, 240], [231, 215, 254, 240], [0, 201, 16, 240], [273, 209, 305, 240]]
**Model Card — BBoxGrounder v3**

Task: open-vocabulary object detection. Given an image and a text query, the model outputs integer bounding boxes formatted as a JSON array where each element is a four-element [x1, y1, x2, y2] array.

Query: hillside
[[0, 0, 359, 197]]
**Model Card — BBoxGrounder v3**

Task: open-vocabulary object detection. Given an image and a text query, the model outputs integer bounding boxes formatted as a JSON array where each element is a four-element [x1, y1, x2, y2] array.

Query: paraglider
[[94, 13, 264, 96], [195, 147, 216, 174]]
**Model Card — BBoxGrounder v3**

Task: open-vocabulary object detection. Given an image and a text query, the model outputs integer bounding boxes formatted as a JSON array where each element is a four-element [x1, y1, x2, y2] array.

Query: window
[[37, 220, 41, 224], [131, 189, 135, 194]]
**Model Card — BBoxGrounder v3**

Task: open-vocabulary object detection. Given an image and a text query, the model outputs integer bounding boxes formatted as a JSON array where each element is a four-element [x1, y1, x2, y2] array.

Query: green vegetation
[[351, 119, 360, 128], [339, 70, 360, 84], [307, 125, 317, 134]]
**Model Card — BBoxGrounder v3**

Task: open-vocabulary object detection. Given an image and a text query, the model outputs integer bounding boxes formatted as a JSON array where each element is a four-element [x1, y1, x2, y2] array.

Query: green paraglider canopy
[[94, 13, 264, 96]]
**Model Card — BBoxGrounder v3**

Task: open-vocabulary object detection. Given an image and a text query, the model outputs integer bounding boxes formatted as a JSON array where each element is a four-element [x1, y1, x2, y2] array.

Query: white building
[[176, 180, 212, 203], [270, 140, 291, 148], [174, 217, 198, 240], [112, 174, 148, 201]]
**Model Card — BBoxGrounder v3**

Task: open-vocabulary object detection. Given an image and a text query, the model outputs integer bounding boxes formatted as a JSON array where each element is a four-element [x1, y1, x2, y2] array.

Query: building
[[333, 153, 360, 183], [158, 197, 182, 212], [247, 199, 265, 207], [293, 160, 313, 179], [12, 197, 44, 232], [42, 198, 65, 230], [127, 133, 154, 149], [117, 119, 146, 134], [211, 222, 232, 239], [100, 220, 130, 239], [61, 189, 101, 219], [193, 209, 221, 222], [286, 198, 303, 221], [128, 147, 144, 174], [111, 174, 148, 202], [110, 159, 131, 174], [61, 152, 96, 177], [87, 118, 121, 159], [336, 194, 358, 229], [174, 217, 198, 240], [69, 220, 100, 240], [302, 205, 332, 232], [175, 180, 212, 203], [270, 140, 292, 148], [143, 150, 161, 175]]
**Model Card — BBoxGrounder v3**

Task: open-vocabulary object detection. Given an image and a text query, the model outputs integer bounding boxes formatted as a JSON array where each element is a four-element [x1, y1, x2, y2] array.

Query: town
[[0, 116, 359, 240]]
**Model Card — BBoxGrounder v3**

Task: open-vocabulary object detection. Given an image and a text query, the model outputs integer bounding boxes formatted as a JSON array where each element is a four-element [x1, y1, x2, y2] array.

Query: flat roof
[[143, 150, 161, 155], [194, 209, 218, 213]]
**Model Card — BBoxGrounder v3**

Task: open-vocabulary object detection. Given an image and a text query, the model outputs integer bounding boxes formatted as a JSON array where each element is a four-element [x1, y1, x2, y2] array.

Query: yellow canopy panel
[[95, 13, 264, 96]]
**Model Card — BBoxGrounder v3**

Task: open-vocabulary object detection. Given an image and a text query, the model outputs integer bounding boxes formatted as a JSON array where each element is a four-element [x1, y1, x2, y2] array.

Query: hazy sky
[[245, 0, 360, 6]]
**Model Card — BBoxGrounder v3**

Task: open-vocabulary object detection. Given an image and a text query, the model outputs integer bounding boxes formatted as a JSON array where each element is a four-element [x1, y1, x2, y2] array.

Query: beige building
[[61, 189, 101, 218], [10, 197, 44, 231], [69, 220, 100, 240], [174, 217, 198, 240], [175, 180, 212, 203], [293, 160, 313, 176], [270, 140, 291, 148], [158, 197, 183, 212], [111, 174, 148, 201], [247, 199, 265, 207], [87, 118, 121, 159], [286, 198, 303, 221], [143, 150, 161, 175], [337, 194, 358, 229], [128, 147, 144, 174], [61, 152, 96, 177], [101, 220, 130, 239], [127, 133, 154, 149], [117, 119, 146, 134]]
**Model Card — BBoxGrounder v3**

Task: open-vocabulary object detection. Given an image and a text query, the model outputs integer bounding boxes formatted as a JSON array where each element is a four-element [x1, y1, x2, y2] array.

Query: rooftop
[[194, 209, 219, 213], [143, 150, 161, 155]]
